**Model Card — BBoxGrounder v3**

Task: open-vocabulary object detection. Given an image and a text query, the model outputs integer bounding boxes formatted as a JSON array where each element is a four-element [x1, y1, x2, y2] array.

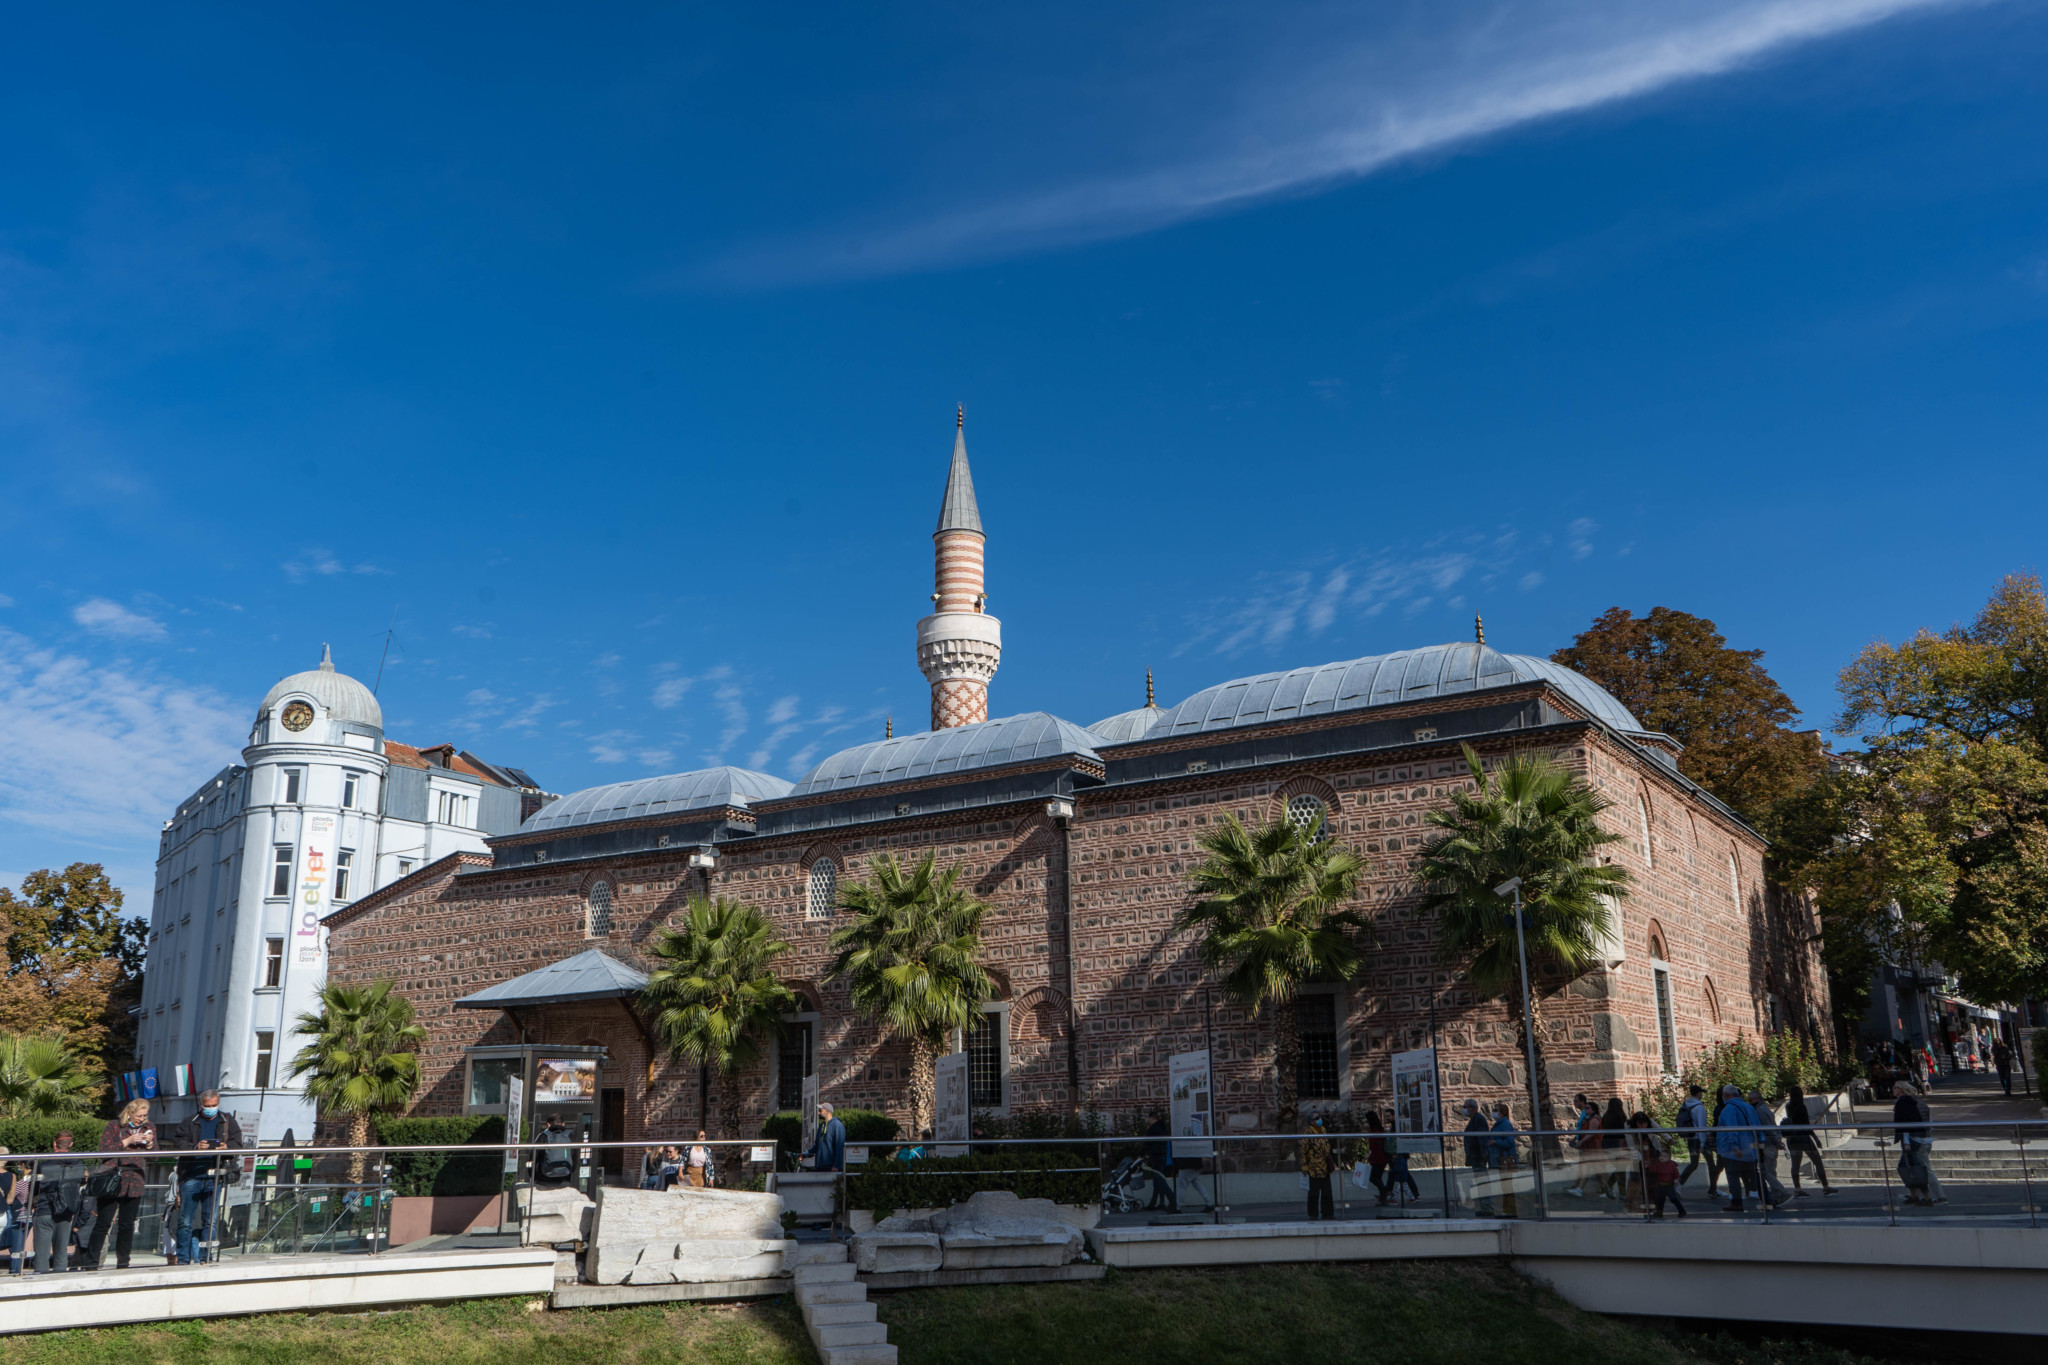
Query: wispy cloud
[[72, 597, 166, 640], [720, 0, 1975, 283], [282, 548, 389, 582], [452, 622, 493, 639]]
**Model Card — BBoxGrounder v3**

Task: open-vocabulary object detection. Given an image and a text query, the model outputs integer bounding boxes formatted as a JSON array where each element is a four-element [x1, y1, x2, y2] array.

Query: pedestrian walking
[[1599, 1097, 1631, 1200], [1747, 1088, 1789, 1207], [1782, 1085, 1835, 1196], [82, 1100, 157, 1271], [686, 1131, 712, 1188], [1676, 1085, 1719, 1196], [804, 1101, 846, 1172], [1363, 1113, 1392, 1206], [1636, 1116, 1686, 1219], [1384, 1111, 1422, 1204], [1566, 1094, 1601, 1198], [1892, 1081, 1948, 1206], [31, 1131, 86, 1274], [1143, 1117, 1179, 1213], [1489, 1102, 1521, 1219], [1712, 1084, 1763, 1213], [0, 1149, 28, 1275], [1993, 1039, 2015, 1096], [1300, 1116, 1335, 1221], [1461, 1099, 1494, 1215]]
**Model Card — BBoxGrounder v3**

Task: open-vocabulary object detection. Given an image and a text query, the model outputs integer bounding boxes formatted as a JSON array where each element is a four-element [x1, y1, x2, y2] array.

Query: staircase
[[790, 1241, 896, 1365], [1808, 1143, 2043, 1186]]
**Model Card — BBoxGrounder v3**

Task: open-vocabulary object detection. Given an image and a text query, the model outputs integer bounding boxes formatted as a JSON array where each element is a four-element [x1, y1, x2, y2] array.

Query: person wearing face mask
[[168, 1091, 245, 1265]]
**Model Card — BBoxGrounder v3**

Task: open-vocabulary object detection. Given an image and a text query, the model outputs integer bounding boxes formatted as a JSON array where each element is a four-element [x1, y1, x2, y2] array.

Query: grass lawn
[[9, 1297, 814, 1365], [873, 1261, 1874, 1365]]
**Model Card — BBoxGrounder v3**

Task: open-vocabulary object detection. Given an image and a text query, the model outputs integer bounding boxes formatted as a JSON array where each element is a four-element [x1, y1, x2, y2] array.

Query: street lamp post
[[1494, 877, 1548, 1217]]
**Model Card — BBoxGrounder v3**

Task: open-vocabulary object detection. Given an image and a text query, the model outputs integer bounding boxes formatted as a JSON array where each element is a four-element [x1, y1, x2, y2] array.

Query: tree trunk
[[699, 1063, 711, 1133], [1513, 989, 1561, 1151], [909, 1039, 936, 1137], [347, 1108, 370, 1186], [1274, 999, 1301, 1133]]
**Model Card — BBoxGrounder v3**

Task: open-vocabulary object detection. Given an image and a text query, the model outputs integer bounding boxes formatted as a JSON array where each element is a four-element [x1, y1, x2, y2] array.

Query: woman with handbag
[[0, 1149, 27, 1274], [83, 1100, 157, 1270]]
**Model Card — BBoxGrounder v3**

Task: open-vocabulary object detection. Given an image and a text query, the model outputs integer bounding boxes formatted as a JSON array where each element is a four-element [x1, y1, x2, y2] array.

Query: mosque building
[[139, 650, 545, 1133], [324, 416, 1829, 1164]]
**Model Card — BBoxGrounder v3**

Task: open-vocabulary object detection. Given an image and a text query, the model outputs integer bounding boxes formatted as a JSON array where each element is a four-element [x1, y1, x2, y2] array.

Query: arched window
[[1637, 796, 1653, 870], [1286, 794, 1328, 838], [586, 881, 612, 939], [1727, 851, 1741, 907], [1704, 977, 1721, 1026], [806, 861, 837, 921]]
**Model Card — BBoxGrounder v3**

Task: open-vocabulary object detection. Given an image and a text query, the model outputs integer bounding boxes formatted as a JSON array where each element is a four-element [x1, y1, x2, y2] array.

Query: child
[[1644, 1145, 1686, 1218]]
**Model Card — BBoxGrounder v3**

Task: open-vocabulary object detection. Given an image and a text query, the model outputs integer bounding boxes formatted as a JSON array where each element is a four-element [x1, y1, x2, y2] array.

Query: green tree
[[1176, 812, 1366, 1131], [824, 852, 994, 1135], [1552, 607, 1824, 826], [0, 1031, 102, 1119], [642, 896, 798, 1138], [1417, 746, 1632, 1129], [288, 980, 427, 1182], [0, 863, 146, 1080]]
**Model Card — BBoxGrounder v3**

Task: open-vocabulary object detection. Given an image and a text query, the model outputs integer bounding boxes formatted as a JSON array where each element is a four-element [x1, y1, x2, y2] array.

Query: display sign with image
[[1168, 1050, 1214, 1159], [1391, 1047, 1440, 1154], [934, 1051, 971, 1156], [536, 1058, 598, 1101], [504, 1076, 526, 1175]]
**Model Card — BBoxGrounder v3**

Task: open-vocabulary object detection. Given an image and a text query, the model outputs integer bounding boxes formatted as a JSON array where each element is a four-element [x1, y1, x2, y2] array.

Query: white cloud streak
[[726, 0, 1979, 282], [73, 597, 166, 639]]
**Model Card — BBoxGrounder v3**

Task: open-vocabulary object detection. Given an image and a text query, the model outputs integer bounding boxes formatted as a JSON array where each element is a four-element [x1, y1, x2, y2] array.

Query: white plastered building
[[137, 647, 537, 1134]]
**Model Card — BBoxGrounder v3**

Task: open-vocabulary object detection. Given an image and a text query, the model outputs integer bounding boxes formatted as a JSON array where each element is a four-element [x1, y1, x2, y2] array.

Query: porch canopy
[[453, 948, 649, 1010]]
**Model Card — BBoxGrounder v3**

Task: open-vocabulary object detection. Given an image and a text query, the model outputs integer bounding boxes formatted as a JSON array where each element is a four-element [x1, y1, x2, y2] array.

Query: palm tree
[[288, 979, 427, 1182], [0, 1031, 101, 1119], [1417, 745, 1633, 1131], [1176, 812, 1367, 1131], [824, 852, 994, 1135], [642, 896, 797, 1138]]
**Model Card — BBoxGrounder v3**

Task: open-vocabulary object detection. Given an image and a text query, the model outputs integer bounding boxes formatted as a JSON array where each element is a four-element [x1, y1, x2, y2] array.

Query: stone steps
[[789, 1240, 897, 1365]]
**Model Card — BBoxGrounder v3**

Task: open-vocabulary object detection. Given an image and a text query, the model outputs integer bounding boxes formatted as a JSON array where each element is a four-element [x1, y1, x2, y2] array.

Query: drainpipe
[[1047, 798, 1080, 1111]]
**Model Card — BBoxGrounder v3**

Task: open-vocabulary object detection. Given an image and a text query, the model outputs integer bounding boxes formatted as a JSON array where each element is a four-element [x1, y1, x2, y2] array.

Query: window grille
[[968, 1012, 1004, 1108], [1653, 967, 1679, 1075], [1727, 852, 1740, 906], [1286, 794, 1328, 837], [807, 861, 837, 920], [1638, 797, 1653, 869], [1295, 994, 1340, 1099], [587, 882, 613, 938], [778, 1021, 814, 1111]]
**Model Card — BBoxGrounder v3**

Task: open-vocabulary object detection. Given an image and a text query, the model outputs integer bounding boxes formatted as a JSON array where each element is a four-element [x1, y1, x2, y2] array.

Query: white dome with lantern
[[258, 644, 383, 735]]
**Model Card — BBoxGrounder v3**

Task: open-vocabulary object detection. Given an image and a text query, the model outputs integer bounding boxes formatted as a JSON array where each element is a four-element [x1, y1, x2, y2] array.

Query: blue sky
[[3, 1, 2046, 902]]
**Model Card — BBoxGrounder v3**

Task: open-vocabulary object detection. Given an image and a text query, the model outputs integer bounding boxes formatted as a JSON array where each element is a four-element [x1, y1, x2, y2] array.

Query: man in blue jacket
[[1712, 1084, 1763, 1212], [805, 1101, 846, 1172]]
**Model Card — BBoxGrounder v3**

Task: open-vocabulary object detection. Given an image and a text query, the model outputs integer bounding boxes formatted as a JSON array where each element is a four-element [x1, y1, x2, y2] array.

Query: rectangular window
[[967, 1011, 1005, 1109], [469, 1056, 518, 1108], [252, 1031, 275, 1089], [1295, 995, 1341, 1099], [271, 846, 294, 897], [334, 849, 354, 901], [281, 768, 302, 804], [397, 859, 413, 879], [778, 1021, 815, 1111], [1653, 965, 1680, 1076], [342, 772, 360, 809], [264, 937, 285, 988]]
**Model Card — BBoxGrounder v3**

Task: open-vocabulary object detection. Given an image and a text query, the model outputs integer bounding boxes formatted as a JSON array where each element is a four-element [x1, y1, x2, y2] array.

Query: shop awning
[[453, 949, 650, 1010]]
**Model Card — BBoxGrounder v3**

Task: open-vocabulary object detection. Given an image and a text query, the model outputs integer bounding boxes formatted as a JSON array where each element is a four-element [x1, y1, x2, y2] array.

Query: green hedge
[[760, 1108, 899, 1167], [0, 1115, 99, 1156], [844, 1150, 1096, 1220], [373, 1115, 507, 1197]]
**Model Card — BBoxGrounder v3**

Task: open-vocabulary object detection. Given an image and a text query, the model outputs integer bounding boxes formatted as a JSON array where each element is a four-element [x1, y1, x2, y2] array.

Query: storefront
[[454, 949, 654, 1183]]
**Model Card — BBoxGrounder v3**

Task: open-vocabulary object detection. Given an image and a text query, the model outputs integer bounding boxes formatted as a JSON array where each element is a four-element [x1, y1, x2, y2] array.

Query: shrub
[[1681, 1030, 1827, 1107], [844, 1150, 1096, 1219], [0, 1115, 95, 1156], [373, 1115, 506, 1197], [760, 1108, 900, 1167]]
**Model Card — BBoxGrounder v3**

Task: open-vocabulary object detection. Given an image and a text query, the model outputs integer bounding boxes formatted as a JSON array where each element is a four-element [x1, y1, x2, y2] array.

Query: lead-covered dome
[[522, 766, 794, 832], [793, 713, 1102, 796], [1145, 643, 1642, 739], [259, 645, 383, 731]]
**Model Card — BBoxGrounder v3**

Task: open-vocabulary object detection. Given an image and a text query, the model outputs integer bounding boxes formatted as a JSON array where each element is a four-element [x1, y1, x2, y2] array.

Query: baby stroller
[[1102, 1156, 1150, 1214]]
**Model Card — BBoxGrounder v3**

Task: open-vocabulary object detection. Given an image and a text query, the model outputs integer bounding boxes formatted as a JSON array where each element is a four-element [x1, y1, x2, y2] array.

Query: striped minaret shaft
[[916, 407, 1002, 730]]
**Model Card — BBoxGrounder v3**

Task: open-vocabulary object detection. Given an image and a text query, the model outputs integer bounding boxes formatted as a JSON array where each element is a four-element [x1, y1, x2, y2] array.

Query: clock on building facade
[[280, 700, 315, 732]]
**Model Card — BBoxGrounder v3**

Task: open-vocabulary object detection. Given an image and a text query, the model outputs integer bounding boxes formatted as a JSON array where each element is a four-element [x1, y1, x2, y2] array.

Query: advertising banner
[[504, 1076, 526, 1175], [294, 813, 336, 967], [1168, 1050, 1214, 1159], [1391, 1047, 1440, 1154], [535, 1058, 598, 1101], [934, 1051, 971, 1155]]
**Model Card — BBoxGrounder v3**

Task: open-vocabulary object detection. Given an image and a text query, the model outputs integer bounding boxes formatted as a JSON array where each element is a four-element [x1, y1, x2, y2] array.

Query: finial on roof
[[320, 643, 335, 671], [1146, 668, 1155, 708], [1475, 614, 1485, 646], [935, 409, 984, 535], [886, 715, 893, 739]]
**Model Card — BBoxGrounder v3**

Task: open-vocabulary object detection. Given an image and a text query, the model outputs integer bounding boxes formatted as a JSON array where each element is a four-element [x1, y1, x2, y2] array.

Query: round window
[[1286, 794, 1328, 836]]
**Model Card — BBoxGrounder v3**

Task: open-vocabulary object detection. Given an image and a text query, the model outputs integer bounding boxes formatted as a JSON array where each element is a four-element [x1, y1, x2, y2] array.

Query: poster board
[[934, 1051, 971, 1156], [535, 1058, 597, 1101], [1391, 1047, 1440, 1155], [800, 1073, 819, 1163], [1168, 1050, 1214, 1159], [504, 1076, 525, 1175], [293, 812, 336, 967]]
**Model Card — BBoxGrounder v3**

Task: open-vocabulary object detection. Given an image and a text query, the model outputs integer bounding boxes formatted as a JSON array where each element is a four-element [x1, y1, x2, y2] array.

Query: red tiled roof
[[385, 740, 507, 785]]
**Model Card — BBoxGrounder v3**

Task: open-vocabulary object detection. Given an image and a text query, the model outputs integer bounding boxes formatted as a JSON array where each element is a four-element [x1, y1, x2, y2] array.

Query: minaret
[[917, 407, 1002, 729]]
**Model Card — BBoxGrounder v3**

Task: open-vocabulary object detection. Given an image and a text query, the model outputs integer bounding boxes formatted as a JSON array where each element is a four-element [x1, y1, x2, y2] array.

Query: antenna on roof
[[1145, 668, 1155, 708], [1475, 613, 1485, 646], [372, 606, 397, 695]]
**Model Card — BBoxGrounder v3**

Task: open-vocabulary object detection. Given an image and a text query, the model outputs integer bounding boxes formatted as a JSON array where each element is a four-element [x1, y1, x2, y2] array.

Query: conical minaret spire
[[916, 408, 1001, 729]]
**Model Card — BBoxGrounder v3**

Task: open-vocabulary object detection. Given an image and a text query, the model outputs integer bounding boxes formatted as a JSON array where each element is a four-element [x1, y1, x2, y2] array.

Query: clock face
[[280, 701, 315, 732]]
